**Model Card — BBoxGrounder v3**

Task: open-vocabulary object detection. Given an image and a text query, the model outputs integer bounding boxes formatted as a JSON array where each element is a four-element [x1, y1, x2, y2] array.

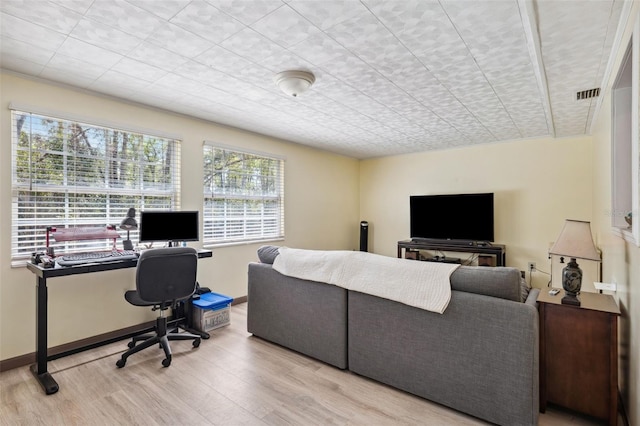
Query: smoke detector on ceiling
[[576, 88, 600, 101]]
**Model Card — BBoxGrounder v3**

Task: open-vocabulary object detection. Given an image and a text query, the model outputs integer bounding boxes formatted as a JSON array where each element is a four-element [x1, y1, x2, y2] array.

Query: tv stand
[[424, 256, 461, 264], [398, 240, 506, 266]]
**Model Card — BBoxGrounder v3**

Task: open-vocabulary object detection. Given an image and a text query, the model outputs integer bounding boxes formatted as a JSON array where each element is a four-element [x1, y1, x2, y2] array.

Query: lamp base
[[561, 292, 581, 306], [561, 258, 582, 306], [123, 239, 134, 251]]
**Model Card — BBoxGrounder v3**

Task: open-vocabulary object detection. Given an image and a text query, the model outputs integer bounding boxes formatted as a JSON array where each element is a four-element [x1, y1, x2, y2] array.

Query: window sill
[[204, 237, 285, 249], [11, 260, 29, 268], [611, 226, 637, 245]]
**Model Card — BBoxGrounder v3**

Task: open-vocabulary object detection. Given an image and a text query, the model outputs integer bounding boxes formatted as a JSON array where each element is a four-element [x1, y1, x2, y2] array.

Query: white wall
[[360, 136, 595, 289], [591, 5, 640, 424], [0, 73, 360, 360]]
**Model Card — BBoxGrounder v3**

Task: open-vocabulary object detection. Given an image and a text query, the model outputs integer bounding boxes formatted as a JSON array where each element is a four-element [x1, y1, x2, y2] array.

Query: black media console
[[397, 239, 506, 267]]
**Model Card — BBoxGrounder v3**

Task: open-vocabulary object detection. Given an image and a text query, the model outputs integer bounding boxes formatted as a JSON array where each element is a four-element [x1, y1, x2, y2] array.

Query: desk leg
[[31, 275, 59, 395]]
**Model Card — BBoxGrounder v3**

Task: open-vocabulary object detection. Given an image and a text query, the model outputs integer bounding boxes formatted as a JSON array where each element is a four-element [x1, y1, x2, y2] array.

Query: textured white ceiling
[[0, 0, 626, 159]]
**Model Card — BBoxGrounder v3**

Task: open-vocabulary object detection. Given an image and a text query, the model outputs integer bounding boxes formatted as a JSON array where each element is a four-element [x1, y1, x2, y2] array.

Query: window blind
[[203, 144, 284, 245], [11, 110, 181, 261]]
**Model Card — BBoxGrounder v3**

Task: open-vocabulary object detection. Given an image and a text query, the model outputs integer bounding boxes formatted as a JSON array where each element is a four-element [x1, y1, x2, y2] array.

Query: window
[[611, 41, 632, 228], [203, 143, 284, 245], [11, 109, 181, 262], [611, 22, 640, 246]]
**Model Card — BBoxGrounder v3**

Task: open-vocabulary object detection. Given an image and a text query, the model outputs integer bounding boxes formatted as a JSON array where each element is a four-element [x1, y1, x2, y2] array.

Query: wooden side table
[[538, 290, 620, 425]]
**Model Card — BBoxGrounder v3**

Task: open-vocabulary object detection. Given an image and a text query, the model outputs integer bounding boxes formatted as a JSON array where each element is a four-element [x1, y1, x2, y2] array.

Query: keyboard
[[56, 250, 139, 267]]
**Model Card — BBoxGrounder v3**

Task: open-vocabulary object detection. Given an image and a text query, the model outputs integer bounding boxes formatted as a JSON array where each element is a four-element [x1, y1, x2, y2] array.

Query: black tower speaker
[[359, 221, 369, 252]]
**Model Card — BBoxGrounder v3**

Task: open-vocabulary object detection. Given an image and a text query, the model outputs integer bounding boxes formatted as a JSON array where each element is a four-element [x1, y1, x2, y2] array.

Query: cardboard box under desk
[[191, 292, 233, 332]]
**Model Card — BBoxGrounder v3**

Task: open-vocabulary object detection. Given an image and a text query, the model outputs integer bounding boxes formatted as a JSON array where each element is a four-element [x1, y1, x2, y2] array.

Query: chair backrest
[[136, 247, 198, 304]]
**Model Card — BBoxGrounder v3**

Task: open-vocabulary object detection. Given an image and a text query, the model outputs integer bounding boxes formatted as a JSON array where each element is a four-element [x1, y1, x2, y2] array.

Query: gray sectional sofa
[[247, 247, 540, 425]]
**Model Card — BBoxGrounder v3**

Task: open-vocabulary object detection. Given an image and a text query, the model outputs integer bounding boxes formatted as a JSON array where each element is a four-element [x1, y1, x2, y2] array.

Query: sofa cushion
[[450, 266, 522, 302], [257, 245, 280, 264]]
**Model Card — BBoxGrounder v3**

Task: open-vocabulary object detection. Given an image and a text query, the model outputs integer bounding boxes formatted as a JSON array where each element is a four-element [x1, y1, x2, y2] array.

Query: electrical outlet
[[528, 262, 536, 271]]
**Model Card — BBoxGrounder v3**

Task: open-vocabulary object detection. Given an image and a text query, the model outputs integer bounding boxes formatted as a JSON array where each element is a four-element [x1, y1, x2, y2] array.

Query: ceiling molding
[[518, 0, 555, 138]]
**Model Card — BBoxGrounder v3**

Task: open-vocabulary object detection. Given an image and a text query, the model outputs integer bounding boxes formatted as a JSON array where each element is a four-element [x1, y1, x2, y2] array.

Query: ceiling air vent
[[576, 88, 600, 100]]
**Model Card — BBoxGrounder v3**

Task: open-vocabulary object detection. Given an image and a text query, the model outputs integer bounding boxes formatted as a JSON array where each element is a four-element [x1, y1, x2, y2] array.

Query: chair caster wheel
[[116, 358, 126, 368], [162, 356, 171, 367], [128, 341, 135, 349], [193, 338, 201, 348]]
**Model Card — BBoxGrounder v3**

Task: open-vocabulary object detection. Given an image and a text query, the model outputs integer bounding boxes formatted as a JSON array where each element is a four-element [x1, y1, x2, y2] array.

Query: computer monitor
[[139, 211, 199, 244]]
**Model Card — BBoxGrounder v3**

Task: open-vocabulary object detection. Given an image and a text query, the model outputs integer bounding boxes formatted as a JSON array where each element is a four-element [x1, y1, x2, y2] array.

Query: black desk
[[26, 249, 212, 395]]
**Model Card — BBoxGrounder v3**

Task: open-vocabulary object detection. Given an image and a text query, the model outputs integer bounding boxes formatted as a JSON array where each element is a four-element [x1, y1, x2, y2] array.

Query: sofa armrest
[[525, 288, 540, 307]]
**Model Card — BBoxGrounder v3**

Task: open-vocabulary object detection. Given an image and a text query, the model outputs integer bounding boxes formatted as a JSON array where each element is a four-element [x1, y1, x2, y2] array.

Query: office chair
[[116, 247, 201, 368]]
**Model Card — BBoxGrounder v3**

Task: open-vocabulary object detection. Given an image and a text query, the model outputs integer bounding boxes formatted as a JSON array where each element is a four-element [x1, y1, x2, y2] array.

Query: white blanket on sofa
[[272, 247, 459, 314]]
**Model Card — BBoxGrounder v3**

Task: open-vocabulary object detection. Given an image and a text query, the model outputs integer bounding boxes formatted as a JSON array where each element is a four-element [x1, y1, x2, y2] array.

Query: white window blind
[[203, 144, 284, 245], [11, 110, 181, 261]]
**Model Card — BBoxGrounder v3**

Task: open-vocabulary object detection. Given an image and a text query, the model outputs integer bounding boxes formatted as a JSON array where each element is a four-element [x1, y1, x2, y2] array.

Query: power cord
[[528, 264, 551, 288], [464, 253, 478, 266]]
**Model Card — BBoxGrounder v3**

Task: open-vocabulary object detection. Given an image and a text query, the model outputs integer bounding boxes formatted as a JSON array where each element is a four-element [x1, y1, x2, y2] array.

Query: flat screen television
[[410, 193, 494, 243], [139, 211, 199, 244]]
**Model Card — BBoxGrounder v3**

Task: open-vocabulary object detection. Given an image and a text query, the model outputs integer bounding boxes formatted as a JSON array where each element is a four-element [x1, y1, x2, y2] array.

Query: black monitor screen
[[410, 193, 494, 242], [139, 211, 199, 243]]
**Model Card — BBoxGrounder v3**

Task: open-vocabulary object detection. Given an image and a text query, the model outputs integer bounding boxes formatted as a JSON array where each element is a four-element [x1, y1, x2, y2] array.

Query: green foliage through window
[[203, 144, 284, 244], [11, 110, 181, 260]]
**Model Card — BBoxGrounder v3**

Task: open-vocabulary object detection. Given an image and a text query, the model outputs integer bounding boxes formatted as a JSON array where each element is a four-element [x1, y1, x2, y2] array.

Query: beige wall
[[3, 26, 639, 421], [360, 128, 640, 418], [360, 136, 594, 289], [591, 4, 640, 425], [0, 73, 360, 360]]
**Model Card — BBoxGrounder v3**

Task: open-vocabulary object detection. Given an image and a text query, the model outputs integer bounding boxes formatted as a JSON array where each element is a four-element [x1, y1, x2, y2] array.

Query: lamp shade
[[274, 70, 315, 97], [549, 219, 600, 261]]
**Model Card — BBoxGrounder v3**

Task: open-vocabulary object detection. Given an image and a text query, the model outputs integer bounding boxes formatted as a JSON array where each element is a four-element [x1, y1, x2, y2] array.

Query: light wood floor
[[0, 303, 614, 425]]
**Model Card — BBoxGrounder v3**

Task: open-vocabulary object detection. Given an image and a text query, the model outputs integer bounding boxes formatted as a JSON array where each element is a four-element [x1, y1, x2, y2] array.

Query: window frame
[[611, 19, 640, 246], [10, 107, 182, 264], [202, 142, 285, 247]]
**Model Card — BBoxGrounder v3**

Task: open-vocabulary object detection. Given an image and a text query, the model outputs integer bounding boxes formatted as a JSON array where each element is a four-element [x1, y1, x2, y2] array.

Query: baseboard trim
[[233, 295, 247, 305], [0, 321, 155, 372], [0, 352, 34, 373], [1, 296, 247, 373]]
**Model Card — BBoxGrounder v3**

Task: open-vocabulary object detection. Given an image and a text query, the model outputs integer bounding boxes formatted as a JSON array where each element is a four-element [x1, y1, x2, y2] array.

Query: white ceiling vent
[[576, 88, 600, 100]]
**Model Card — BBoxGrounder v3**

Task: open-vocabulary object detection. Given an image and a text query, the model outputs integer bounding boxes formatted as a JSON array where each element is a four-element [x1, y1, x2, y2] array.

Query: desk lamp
[[548, 219, 601, 306], [120, 208, 138, 251]]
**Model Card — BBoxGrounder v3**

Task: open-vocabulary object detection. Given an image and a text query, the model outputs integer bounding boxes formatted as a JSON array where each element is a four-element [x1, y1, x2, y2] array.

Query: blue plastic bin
[[192, 292, 233, 331]]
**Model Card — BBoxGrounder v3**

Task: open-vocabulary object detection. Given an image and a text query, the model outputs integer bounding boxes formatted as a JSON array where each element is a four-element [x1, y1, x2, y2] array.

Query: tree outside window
[[11, 110, 180, 261]]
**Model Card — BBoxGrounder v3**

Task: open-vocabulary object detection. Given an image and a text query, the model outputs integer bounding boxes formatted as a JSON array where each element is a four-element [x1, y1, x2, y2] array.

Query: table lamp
[[120, 208, 138, 250], [548, 219, 601, 306]]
